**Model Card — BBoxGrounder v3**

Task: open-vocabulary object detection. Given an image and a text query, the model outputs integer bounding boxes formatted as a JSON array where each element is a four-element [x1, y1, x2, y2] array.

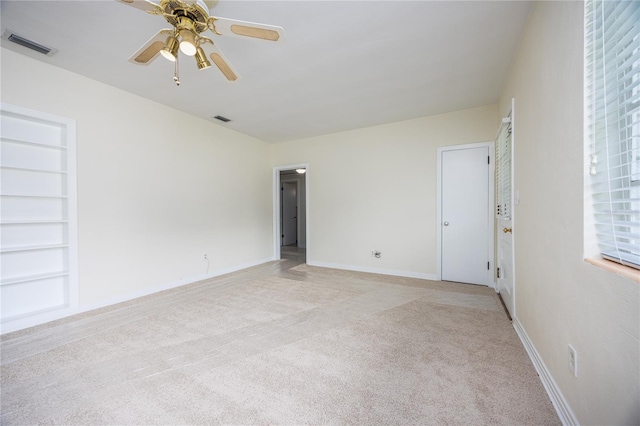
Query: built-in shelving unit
[[1, 104, 78, 325]]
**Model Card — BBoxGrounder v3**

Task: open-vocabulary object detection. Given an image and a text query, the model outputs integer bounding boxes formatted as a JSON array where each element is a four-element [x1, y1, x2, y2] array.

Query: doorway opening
[[273, 164, 308, 263]]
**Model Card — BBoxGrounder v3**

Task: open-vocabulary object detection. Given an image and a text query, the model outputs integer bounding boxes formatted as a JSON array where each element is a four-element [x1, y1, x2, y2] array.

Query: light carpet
[[1, 260, 559, 425]]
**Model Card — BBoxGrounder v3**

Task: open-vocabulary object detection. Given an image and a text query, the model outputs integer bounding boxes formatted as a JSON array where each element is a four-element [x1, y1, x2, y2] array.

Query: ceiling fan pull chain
[[173, 53, 180, 86]]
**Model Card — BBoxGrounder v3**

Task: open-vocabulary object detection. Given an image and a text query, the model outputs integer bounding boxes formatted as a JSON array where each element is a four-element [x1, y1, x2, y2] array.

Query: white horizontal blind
[[496, 117, 512, 219], [586, 0, 640, 268]]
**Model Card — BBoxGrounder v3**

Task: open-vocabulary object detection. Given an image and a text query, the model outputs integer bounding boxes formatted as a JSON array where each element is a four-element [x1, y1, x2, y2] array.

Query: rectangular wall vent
[[2, 30, 57, 56], [213, 115, 231, 123]]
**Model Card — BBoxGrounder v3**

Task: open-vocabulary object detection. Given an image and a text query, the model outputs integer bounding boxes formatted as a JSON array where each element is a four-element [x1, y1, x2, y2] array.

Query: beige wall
[[499, 2, 639, 424], [1, 48, 274, 309], [271, 104, 497, 278]]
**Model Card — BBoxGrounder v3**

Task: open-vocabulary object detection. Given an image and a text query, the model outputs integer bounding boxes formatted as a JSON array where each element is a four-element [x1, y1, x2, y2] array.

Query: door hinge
[[488, 156, 490, 164], [497, 267, 501, 278], [487, 261, 490, 270]]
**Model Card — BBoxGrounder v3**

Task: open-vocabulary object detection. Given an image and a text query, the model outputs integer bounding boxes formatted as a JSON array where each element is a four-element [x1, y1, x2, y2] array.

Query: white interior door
[[281, 181, 297, 246], [441, 146, 491, 286]]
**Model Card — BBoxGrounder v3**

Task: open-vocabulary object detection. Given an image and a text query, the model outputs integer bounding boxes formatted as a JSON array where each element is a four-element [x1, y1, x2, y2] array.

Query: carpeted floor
[[0, 257, 560, 425]]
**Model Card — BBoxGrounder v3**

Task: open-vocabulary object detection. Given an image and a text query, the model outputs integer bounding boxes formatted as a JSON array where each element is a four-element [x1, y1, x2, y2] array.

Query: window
[[585, 0, 640, 269]]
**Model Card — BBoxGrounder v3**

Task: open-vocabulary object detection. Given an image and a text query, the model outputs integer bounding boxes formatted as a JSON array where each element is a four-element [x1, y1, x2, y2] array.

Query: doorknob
[[503, 227, 512, 234], [444, 221, 449, 226]]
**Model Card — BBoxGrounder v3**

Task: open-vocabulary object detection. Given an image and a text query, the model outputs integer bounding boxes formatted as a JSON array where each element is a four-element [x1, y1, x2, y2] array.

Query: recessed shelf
[[0, 243, 68, 253], [1, 136, 66, 150], [0, 165, 67, 174], [1, 271, 69, 286], [0, 302, 69, 323], [0, 194, 67, 199], [0, 220, 68, 225]]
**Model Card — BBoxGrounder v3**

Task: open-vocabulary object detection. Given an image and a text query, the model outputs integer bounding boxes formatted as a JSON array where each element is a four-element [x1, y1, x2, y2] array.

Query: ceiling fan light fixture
[[195, 46, 211, 70], [179, 29, 197, 56], [160, 35, 179, 62], [120, 0, 285, 83]]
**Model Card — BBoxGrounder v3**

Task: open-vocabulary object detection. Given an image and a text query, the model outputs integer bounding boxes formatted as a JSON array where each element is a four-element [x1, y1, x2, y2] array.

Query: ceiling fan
[[117, 0, 285, 84]]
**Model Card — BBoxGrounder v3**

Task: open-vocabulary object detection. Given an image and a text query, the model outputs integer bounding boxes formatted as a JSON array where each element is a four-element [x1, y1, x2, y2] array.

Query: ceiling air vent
[[2, 30, 58, 56], [213, 115, 231, 123]]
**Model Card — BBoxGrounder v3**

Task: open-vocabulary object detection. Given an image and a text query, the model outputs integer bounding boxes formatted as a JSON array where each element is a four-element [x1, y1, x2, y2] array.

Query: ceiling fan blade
[[128, 30, 170, 65], [116, 0, 160, 13], [210, 17, 285, 42], [201, 42, 240, 82]]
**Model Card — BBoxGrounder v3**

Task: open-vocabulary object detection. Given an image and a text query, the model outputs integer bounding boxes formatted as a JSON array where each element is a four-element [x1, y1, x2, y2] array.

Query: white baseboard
[[307, 260, 438, 281], [512, 318, 579, 426], [0, 257, 274, 335]]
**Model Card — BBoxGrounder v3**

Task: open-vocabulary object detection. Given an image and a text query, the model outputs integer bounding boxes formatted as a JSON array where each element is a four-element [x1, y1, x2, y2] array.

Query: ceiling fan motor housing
[[161, 0, 210, 34]]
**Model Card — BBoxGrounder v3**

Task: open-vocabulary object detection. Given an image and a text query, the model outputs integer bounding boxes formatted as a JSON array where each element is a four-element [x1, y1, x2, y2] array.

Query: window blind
[[496, 117, 512, 219], [586, 0, 640, 269]]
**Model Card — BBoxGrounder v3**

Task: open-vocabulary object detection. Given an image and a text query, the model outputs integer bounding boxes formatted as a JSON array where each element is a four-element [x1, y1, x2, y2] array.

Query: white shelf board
[[0, 165, 67, 174], [1, 271, 69, 286], [0, 243, 68, 253], [1, 136, 66, 150], [0, 194, 68, 199], [1, 220, 68, 225]]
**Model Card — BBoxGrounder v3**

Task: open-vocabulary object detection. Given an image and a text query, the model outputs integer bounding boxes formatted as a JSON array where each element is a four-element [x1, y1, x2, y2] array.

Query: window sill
[[585, 258, 640, 283]]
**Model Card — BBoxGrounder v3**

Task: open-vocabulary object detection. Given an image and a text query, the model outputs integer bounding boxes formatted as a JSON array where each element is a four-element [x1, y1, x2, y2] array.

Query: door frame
[[436, 141, 495, 287], [273, 163, 309, 262]]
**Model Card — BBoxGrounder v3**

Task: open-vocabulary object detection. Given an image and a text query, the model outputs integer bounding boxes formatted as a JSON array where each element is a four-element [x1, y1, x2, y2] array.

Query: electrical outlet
[[203, 253, 208, 261], [568, 344, 578, 377]]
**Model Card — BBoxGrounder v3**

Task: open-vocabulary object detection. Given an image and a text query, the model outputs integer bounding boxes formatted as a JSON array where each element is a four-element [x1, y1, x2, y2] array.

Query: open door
[[496, 103, 515, 318]]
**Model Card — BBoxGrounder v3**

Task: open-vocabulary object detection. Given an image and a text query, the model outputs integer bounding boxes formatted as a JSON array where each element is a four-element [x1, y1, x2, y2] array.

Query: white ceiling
[[0, 0, 533, 143]]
